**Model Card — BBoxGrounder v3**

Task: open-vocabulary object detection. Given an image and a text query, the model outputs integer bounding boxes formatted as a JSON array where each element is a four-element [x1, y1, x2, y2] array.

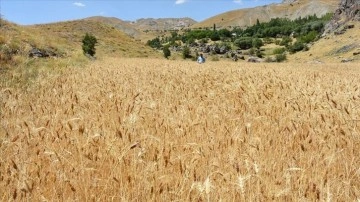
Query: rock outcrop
[[324, 0, 360, 34], [282, 0, 298, 3]]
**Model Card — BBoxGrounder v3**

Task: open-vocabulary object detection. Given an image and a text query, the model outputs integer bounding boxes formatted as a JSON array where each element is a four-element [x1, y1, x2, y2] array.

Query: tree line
[[147, 13, 333, 58]]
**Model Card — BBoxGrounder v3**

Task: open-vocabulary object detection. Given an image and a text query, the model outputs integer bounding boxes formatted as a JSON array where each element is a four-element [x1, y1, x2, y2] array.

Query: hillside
[[290, 0, 360, 63], [30, 20, 159, 58], [288, 21, 360, 63], [192, 0, 338, 29], [130, 17, 197, 31], [0, 18, 160, 70], [84, 16, 142, 38]]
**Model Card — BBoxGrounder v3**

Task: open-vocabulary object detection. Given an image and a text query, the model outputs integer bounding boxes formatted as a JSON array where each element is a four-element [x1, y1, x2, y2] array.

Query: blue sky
[[1, 0, 281, 25]]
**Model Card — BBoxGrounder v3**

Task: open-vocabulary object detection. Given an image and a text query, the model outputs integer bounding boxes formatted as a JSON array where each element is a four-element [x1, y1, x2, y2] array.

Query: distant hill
[[129, 17, 197, 31], [83, 16, 197, 42], [84, 16, 141, 38], [192, 0, 338, 29]]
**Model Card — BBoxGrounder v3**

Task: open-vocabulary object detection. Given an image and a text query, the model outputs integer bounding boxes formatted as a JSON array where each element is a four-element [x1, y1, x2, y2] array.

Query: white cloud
[[175, 0, 187, 5], [73, 2, 86, 7], [233, 0, 243, 4]]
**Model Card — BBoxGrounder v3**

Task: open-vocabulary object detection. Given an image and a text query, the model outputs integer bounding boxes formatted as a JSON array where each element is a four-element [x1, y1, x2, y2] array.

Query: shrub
[[279, 36, 292, 47], [147, 37, 162, 49], [252, 38, 263, 49], [256, 49, 264, 58], [263, 37, 273, 44], [163, 46, 171, 59], [288, 41, 306, 53], [248, 48, 256, 56], [182, 46, 191, 59], [273, 47, 286, 55], [82, 33, 97, 57], [234, 37, 253, 50], [210, 31, 220, 41], [299, 30, 318, 43], [275, 54, 287, 62]]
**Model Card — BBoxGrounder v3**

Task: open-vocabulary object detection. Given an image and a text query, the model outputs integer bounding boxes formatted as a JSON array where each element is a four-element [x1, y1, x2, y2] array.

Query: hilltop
[[84, 16, 142, 38], [192, 0, 338, 29]]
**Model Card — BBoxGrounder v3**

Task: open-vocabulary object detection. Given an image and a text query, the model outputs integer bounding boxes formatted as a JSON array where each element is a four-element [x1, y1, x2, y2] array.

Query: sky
[[0, 0, 281, 25]]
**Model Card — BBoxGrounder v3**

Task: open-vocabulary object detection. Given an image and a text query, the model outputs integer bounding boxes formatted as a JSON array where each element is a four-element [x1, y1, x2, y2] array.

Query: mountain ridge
[[191, 0, 339, 29]]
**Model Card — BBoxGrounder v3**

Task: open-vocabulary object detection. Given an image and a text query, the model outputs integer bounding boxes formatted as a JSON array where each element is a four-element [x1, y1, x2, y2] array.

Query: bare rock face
[[324, 0, 360, 34], [282, 0, 298, 3], [335, 0, 360, 21]]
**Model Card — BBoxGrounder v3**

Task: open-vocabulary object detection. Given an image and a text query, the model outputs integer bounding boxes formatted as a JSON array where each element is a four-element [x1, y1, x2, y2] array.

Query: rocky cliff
[[324, 0, 360, 33], [337, 0, 360, 21]]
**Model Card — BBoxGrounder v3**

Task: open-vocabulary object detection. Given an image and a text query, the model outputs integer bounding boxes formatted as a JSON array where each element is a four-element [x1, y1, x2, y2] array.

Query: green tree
[[210, 31, 220, 41], [82, 33, 97, 56], [182, 46, 191, 59], [252, 38, 263, 49], [288, 41, 306, 53], [234, 37, 253, 49], [163, 46, 171, 59], [147, 37, 162, 49]]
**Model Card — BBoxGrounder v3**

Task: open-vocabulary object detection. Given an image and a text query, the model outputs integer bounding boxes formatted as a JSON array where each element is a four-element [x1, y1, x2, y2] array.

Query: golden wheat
[[1, 58, 359, 201]]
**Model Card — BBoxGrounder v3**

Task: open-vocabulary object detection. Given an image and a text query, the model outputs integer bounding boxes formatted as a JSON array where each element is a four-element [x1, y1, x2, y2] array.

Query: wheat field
[[1, 58, 360, 201]]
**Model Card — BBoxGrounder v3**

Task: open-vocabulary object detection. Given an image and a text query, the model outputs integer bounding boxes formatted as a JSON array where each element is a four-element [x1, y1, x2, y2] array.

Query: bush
[[279, 36, 292, 47], [288, 41, 306, 53], [273, 47, 286, 54], [249, 48, 256, 56], [299, 30, 318, 43], [275, 54, 287, 62], [82, 33, 97, 57], [263, 37, 273, 44], [234, 37, 253, 49], [147, 37, 162, 49], [252, 38, 263, 49], [182, 46, 191, 59], [256, 49, 264, 58], [163, 46, 171, 59], [210, 31, 220, 41]]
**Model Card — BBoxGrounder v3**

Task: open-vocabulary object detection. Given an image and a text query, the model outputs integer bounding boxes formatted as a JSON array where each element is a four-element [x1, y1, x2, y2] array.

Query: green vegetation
[[147, 13, 333, 60], [273, 47, 286, 55], [275, 54, 287, 62], [182, 46, 191, 59], [82, 33, 98, 57], [163, 45, 171, 59]]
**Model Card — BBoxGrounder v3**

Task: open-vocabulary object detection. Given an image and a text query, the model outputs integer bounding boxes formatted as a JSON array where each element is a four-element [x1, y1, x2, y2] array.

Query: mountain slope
[[0, 18, 160, 64], [84, 16, 141, 38], [192, 0, 338, 29], [291, 0, 360, 63], [130, 17, 197, 31]]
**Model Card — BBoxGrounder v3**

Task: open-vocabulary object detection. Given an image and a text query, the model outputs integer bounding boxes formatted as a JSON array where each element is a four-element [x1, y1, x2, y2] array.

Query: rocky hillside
[[0, 18, 160, 69], [288, 0, 360, 63], [129, 17, 197, 31], [324, 0, 360, 33], [192, 0, 338, 29]]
